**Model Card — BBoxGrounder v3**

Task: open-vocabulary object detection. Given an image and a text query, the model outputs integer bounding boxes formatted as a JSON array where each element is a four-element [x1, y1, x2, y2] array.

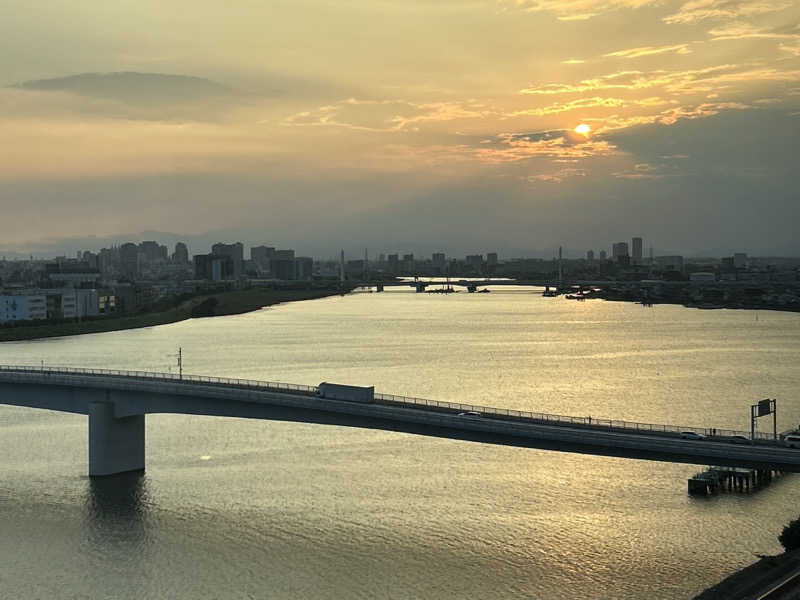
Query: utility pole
[[340, 250, 345, 284], [177, 347, 183, 380], [558, 246, 563, 289]]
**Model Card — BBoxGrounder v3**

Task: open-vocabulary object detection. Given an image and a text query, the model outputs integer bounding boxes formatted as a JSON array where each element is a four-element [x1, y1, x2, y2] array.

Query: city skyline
[[0, 1, 798, 256], [0, 226, 791, 263]]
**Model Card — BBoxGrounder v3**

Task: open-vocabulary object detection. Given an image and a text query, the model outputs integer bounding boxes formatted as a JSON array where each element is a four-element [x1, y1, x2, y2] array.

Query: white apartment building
[[0, 294, 47, 323]]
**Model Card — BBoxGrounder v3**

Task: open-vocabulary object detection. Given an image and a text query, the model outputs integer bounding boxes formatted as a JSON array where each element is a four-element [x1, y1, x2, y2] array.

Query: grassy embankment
[[0, 287, 346, 343], [693, 549, 800, 599]]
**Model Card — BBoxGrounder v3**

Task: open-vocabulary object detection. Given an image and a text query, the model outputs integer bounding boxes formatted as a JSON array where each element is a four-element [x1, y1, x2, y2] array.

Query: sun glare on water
[[574, 123, 591, 136]]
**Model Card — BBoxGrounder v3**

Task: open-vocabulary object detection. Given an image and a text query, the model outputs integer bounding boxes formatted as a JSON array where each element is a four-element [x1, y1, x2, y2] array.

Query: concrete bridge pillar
[[376, 283, 384, 292], [89, 402, 145, 477]]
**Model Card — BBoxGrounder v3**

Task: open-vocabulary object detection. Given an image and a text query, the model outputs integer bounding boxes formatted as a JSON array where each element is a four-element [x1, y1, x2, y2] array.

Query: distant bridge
[[1, 365, 798, 477], [352, 279, 790, 293], [360, 279, 570, 292]]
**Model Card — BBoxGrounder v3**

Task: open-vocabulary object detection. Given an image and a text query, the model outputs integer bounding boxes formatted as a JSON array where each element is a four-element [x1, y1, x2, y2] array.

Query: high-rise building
[[465, 255, 483, 271], [295, 257, 313, 280], [194, 254, 233, 281], [173, 242, 189, 264], [251, 245, 274, 266], [486, 252, 498, 266], [82, 251, 99, 269], [212, 242, 244, 278], [586, 250, 594, 261], [139, 241, 167, 263], [98, 247, 118, 274], [402, 254, 414, 273], [119, 243, 139, 279], [612, 242, 629, 259], [632, 237, 643, 264], [432, 253, 446, 268], [270, 249, 296, 280], [599, 250, 607, 260], [387, 254, 399, 274], [733, 253, 748, 269]]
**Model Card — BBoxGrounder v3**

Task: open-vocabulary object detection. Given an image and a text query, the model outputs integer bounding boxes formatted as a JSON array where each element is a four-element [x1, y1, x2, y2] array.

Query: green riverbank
[[0, 287, 347, 343], [693, 550, 800, 599]]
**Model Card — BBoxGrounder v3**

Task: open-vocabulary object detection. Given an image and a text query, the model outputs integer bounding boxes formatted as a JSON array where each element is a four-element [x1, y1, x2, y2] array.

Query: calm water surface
[[1, 288, 800, 599]]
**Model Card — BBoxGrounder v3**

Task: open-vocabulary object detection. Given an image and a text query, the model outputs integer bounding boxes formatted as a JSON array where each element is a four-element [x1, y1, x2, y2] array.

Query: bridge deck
[[1, 365, 799, 473]]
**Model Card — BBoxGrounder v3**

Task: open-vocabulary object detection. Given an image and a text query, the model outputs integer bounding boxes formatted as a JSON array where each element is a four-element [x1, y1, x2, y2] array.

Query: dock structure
[[688, 466, 785, 495]]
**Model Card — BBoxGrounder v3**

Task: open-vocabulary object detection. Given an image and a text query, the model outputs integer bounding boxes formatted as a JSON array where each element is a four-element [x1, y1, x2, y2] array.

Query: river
[[1, 287, 799, 599]]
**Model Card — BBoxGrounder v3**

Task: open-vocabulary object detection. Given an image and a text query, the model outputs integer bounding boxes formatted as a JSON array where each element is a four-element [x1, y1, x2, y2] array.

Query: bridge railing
[[0, 364, 775, 442], [0, 364, 317, 394], [374, 392, 775, 442]]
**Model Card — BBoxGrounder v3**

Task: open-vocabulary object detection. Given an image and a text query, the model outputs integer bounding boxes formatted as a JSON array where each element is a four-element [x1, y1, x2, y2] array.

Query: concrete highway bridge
[[362, 279, 568, 292], [1, 365, 798, 477], [356, 279, 788, 293]]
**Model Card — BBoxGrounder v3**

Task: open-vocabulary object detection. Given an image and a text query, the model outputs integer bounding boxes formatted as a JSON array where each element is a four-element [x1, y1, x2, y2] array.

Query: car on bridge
[[785, 435, 800, 449], [680, 431, 706, 440], [458, 411, 482, 418]]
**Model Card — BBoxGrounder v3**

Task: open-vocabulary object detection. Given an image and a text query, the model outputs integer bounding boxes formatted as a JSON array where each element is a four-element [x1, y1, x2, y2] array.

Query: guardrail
[[0, 364, 317, 394], [0, 364, 776, 442], [375, 391, 775, 442]]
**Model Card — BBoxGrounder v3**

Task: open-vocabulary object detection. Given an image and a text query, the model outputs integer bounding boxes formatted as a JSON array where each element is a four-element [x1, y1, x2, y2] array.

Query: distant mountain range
[[15, 72, 234, 104]]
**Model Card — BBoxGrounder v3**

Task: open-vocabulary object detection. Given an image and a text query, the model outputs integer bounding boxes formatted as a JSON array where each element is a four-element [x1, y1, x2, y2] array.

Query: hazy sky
[[1, 0, 798, 257]]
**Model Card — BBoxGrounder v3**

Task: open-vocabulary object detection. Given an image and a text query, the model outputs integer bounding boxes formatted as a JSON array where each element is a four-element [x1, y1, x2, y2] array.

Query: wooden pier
[[688, 466, 785, 495]]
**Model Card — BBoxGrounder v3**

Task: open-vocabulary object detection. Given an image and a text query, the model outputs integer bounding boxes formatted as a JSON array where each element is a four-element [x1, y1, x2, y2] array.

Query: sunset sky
[[1, 0, 798, 257]]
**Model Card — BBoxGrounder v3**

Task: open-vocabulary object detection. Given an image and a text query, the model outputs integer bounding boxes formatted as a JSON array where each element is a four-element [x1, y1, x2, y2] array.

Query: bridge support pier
[[89, 402, 145, 477]]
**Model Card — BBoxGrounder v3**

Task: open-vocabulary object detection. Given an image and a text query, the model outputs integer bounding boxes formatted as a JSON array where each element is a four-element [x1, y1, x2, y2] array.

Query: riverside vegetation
[[694, 516, 800, 599], [0, 286, 349, 342]]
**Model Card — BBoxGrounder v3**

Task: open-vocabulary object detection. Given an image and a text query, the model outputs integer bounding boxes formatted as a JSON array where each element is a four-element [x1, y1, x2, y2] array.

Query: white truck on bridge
[[316, 382, 375, 403]]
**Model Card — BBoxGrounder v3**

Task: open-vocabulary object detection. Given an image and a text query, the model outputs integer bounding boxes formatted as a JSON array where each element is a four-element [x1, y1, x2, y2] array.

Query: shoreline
[[576, 293, 800, 314], [0, 287, 348, 343], [693, 550, 800, 599]]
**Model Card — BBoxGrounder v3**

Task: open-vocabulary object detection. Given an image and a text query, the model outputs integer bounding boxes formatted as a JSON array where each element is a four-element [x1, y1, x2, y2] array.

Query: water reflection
[[84, 471, 151, 551]]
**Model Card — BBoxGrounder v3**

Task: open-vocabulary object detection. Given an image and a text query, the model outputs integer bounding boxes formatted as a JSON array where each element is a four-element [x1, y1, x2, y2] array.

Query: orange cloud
[[780, 41, 800, 56], [498, 0, 657, 19], [592, 100, 750, 132], [709, 22, 800, 40], [613, 162, 664, 179], [520, 64, 799, 96], [604, 44, 693, 58], [512, 96, 625, 116], [474, 132, 617, 163], [527, 167, 587, 182], [283, 98, 496, 132], [663, 0, 792, 24]]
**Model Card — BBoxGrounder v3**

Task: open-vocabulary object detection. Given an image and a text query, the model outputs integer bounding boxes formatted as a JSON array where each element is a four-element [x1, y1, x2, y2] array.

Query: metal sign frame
[[751, 398, 777, 440]]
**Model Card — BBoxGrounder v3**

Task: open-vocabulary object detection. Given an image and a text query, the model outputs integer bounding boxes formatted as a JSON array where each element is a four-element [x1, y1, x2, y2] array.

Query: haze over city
[[1, 0, 798, 257]]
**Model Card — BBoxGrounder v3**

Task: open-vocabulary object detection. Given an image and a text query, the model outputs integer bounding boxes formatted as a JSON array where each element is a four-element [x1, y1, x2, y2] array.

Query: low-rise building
[[0, 293, 47, 323], [689, 272, 716, 283]]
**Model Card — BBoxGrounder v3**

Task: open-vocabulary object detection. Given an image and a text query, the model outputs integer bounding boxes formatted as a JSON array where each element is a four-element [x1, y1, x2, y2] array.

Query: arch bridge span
[[0, 365, 798, 477]]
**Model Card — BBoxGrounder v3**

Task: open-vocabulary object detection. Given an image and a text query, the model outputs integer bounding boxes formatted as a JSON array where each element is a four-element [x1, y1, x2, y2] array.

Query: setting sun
[[574, 123, 591, 136]]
